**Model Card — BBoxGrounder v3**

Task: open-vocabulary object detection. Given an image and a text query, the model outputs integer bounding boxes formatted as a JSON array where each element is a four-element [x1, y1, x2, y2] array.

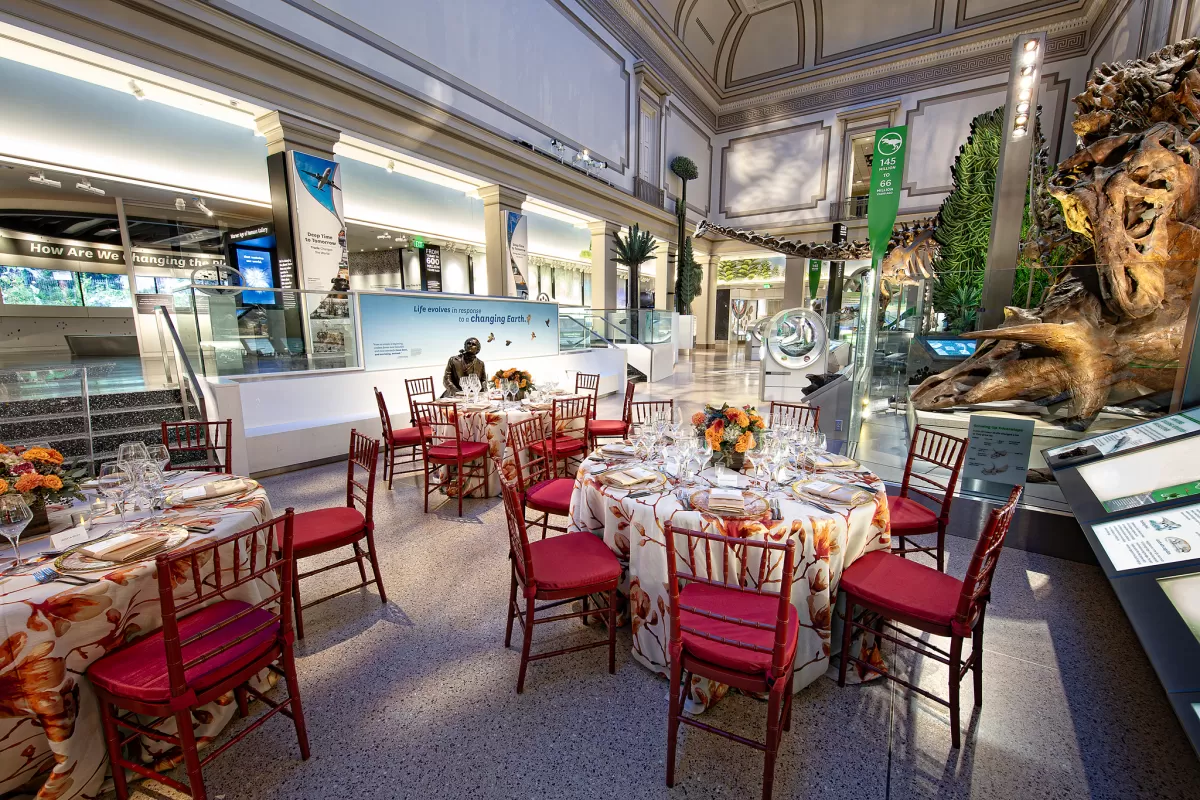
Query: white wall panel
[[665, 103, 714, 215], [720, 122, 829, 219]]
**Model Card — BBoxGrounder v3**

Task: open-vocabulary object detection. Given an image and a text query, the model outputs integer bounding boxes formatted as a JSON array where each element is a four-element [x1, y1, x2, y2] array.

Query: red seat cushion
[[391, 425, 431, 446], [840, 549, 963, 630], [527, 532, 619, 591], [284, 506, 366, 554], [89, 600, 279, 703], [587, 419, 628, 436], [888, 495, 940, 534], [678, 582, 798, 676], [529, 436, 586, 457], [427, 441, 489, 462], [525, 478, 574, 515]]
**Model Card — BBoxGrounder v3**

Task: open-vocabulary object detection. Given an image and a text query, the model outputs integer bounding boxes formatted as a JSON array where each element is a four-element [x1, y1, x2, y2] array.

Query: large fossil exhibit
[[911, 38, 1200, 430]]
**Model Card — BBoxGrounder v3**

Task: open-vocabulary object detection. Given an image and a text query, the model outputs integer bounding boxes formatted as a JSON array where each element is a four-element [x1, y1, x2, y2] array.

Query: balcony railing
[[634, 177, 665, 210], [832, 196, 870, 221]]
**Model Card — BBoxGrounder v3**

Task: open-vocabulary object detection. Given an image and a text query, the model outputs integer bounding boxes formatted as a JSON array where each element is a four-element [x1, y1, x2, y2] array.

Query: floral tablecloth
[[437, 395, 588, 497], [568, 455, 891, 710], [0, 471, 276, 799]]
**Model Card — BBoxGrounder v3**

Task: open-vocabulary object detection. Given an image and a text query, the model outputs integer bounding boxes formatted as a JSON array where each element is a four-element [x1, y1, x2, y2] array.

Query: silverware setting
[[33, 566, 99, 586]]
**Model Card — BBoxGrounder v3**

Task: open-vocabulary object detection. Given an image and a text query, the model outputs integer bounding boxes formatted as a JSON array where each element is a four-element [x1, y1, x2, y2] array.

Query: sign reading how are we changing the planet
[[358, 293, 559, 371]]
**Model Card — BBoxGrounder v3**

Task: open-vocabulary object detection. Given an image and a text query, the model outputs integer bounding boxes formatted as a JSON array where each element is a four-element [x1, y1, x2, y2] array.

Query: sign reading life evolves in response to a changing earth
[[963, 416, 1035, 487], [358, 293, 559, 371]]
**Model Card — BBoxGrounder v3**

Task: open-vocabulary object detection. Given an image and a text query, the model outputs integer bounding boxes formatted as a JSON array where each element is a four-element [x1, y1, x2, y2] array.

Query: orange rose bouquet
[[491, 368, 535, 397], [0, 444, 86, 510], [693, 403, 766, 470]]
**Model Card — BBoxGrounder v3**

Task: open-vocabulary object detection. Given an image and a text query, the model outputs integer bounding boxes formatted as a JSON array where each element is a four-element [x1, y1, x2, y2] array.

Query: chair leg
[[516, 593, 535, 693], [973, 607, 986, 707], [949, 635, 963, 749], [607, 587, 617, 674], [423, 463, 431, 513], [937, 524, 946, 573], [174, 709, 207, 800], [762, 686, 785, 800], [456, 462, 465, 518], [837, 596, 855, 687], [504, 570, 518, 647], [541, 512, 549, 541], [281, 643, 311, 760], [897, 534, 907, 558], [665, 659, 684, 788], [352, 541, 368, 586], [292, 562, 306, 641], [234, 686, 250, 717], [580, 592, 589, 627], [364, 530, 387, 604], [782, 668, 796, 732], [99, 701, 129, 800]]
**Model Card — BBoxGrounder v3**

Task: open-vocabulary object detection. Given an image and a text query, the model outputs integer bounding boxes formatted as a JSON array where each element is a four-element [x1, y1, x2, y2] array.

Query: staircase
[[627, 363, 647, 384], [0, 388, 189, 472]]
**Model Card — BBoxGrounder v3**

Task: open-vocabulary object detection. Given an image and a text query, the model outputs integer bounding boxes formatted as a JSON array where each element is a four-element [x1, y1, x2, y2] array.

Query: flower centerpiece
[[491, 368, 535, 400], [692, 403, 766, 471], [0, 444, 86, 534]]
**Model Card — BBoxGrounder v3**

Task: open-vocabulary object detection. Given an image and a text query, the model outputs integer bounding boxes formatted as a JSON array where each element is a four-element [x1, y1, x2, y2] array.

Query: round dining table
[[568, 449, 892, 711], [0, 470, 277, 800]]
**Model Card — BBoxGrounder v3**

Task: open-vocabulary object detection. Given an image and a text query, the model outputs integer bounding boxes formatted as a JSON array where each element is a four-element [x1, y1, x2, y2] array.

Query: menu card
[[1092, 503, 1200, 571]]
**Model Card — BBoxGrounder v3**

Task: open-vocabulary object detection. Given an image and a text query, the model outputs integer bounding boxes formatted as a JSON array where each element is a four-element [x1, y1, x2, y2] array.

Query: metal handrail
[[0, 364, 106, 471], [156, 305, 208, 424]]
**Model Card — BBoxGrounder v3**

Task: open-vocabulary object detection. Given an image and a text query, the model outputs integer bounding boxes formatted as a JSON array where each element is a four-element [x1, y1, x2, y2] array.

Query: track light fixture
[[129, 80, 146, 100], [194, 197, 213, 217], [28, 170, 61, 188], [386, 160, 395, 173], [175, 197, 187, 211], [75, 178, 105, 196]]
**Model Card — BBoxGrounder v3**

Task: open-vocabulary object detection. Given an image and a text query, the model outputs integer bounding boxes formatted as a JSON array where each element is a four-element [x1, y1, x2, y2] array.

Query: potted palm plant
[[612, 223, 658, 338]]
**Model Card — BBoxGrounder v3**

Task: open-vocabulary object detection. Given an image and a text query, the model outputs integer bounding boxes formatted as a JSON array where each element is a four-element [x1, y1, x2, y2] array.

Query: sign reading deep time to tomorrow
[[359, 292, 559, 370], [868, 125, 907, 267]]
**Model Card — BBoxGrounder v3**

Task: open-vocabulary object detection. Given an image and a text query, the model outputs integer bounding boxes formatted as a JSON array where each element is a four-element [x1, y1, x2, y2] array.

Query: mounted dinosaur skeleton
[[911, 38, 1200, 429]]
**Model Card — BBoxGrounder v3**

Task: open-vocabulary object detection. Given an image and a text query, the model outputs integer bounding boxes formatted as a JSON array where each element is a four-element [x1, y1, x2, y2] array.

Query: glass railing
[[170, 286, 359, 378], [638, 310, 673, 344], [562, 308, 675, 345], [558, 315, 613, 351]]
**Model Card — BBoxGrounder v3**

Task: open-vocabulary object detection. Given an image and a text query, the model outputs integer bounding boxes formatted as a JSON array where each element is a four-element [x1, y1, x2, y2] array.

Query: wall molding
[[718, 120, 831, 218], [955, 0, 1084, 29], [814, 0, 945, 66], [664, 101, 713, 215]]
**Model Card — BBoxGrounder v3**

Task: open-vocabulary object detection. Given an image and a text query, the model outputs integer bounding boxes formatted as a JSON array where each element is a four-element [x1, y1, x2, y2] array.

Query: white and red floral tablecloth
[[0, 471, 276, 799], [567, 455, 891, 710]]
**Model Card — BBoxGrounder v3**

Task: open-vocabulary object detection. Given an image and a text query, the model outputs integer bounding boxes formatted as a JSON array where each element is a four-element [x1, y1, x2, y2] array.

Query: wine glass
[[117, 441, 149, 468], [147, 444, 171, 473], [98, 462, 131, 526], [0, 496, 32, 569], [135, 461, 166, 518]]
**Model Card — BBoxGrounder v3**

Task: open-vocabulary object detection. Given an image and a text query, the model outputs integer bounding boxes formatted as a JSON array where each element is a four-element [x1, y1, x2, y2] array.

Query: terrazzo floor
[[111, 345, 1200, 799]]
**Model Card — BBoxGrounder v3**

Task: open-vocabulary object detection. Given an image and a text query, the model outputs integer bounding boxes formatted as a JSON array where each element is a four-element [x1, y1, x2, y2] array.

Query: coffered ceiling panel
[[728, 2, 801, 85], [644, 0, 684, 26], [816, 0, 942, 63], [682, 0, 739, 77]]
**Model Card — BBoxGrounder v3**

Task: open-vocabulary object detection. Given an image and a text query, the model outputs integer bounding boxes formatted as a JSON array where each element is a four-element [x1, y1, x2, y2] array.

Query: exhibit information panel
[[358, 292, 559, 371], [962, 416, 1034, 487], [1046, 409, 1200, 463], [1158, 572, 1200, 645], [1077, 437, 1200, 512], [1091, 503, 1200, 571]]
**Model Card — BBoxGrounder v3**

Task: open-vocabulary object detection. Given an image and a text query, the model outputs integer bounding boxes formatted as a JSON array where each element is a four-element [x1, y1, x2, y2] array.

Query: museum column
[[783, 255, 807, 309], [589, 222, 620, 332], [479, 184, 527, 297], [654, 239, 676, 311], [695, 251, 719, 348]]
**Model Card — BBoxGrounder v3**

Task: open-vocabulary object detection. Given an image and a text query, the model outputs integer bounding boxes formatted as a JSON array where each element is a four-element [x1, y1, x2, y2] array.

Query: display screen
[[236, 249, 275, 304], [925, 338, 977, 357], [1078, 437, 1200, 512]]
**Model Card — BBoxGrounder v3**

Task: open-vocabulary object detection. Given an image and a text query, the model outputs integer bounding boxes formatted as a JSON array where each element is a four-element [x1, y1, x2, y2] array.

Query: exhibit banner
[[420, 244, 443, 293], [807, 259, 821, 303], [359, 292, 558, 371], [503, 210, 530, 299], [867, 125, 907, 267], [963, 416, 1035, 487], [287, 150, 347, 292]]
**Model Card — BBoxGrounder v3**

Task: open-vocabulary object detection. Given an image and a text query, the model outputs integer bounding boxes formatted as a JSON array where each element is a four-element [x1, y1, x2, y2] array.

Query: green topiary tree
[[670, 156, 701, 314]]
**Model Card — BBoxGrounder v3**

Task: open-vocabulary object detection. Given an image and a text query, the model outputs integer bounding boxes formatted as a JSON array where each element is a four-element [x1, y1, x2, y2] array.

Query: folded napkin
[[708, 488, 745, 513], [807, 452, 856, 469], [606, 466, 658, 488], [460, 403, 492, 411], [802, 480, 871, 505], [600, 443, 636, 456], [178, 479, 251, 502], [79, 531, 165, 562]]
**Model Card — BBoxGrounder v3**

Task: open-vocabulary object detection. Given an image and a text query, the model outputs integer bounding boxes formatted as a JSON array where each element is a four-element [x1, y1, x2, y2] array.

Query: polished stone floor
[[107, 345, 1200, 799]]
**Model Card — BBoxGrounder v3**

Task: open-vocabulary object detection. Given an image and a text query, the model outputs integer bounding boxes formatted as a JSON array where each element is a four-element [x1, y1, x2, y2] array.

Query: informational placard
[[503, 210, 529, 299], [867, 125, 907, 267], [420, 244, 443, 293], [135, 293, 172, 315], [1077, 436, 1200, 512], [963, 416, 1035, 486], [358, 292, 558, 371], [235, 249, 275, 304], [1046, 409, 1200, 461], [1158, 572, 1200, 645], [1092, 503, 1200, 571], [0, 232, 125, 266], [807, 259, 821, 302], [287, 150, 346, 292], [925, 338, 977, 358]]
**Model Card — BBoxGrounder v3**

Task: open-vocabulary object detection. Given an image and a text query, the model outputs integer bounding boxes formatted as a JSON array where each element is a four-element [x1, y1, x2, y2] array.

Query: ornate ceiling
[[612, 0, 1108, 111]]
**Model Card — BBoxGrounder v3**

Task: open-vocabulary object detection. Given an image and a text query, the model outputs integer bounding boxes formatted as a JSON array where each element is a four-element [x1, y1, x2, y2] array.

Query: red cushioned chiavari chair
[[630, 398, 673, 434], [375, 387, 430, 490], [587, 380, 635, 449], [663, 522, 798, 800], [405, 375, 436, 410], [283, 429, 386, 639], [161, 420, 233, 474], [839, 486, 1021, 748], [414, 400, 491, 516], [575, 371, 600, 418], [530, 396, 590, 475], [890, 425, 969, 572], [91, 509, 309, 800], [507, 418, 572, 539], [500, 477, 619, 693], [767, 401, 820, 431]]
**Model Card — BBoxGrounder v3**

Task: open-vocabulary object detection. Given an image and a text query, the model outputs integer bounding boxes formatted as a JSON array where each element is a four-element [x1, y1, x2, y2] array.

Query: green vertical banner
[[807, 259, 821, 302], [867, 125, 907, 267]]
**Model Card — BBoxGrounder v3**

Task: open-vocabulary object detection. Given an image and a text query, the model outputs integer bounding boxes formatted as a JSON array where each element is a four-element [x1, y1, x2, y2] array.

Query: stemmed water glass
[[0, 495, 32, 570], [135, 461, 166, 518], [147, 444, 171, 473], [98, 462, 131, 526], [117, 441, 149, 468]]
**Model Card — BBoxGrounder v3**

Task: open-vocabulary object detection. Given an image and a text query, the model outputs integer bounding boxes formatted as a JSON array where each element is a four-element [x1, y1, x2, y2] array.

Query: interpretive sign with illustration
[[287, 150, 346, 292], [358, 292, 558, 370], [963, 416, 1035, 487], [1093, 503, 1200, 571], [504, 210, 530, 299], [867, 126, 907, 266]]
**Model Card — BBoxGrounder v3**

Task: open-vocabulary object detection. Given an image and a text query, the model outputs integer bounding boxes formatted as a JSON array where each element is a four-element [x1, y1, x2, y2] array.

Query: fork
[[32, 566, 99, 586]]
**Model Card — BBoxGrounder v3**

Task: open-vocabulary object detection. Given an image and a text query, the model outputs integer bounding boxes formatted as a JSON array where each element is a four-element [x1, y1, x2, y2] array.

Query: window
[[0, 266, 83, 306], [79, 272, 131, 307], [134, 275, 158, 293]]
